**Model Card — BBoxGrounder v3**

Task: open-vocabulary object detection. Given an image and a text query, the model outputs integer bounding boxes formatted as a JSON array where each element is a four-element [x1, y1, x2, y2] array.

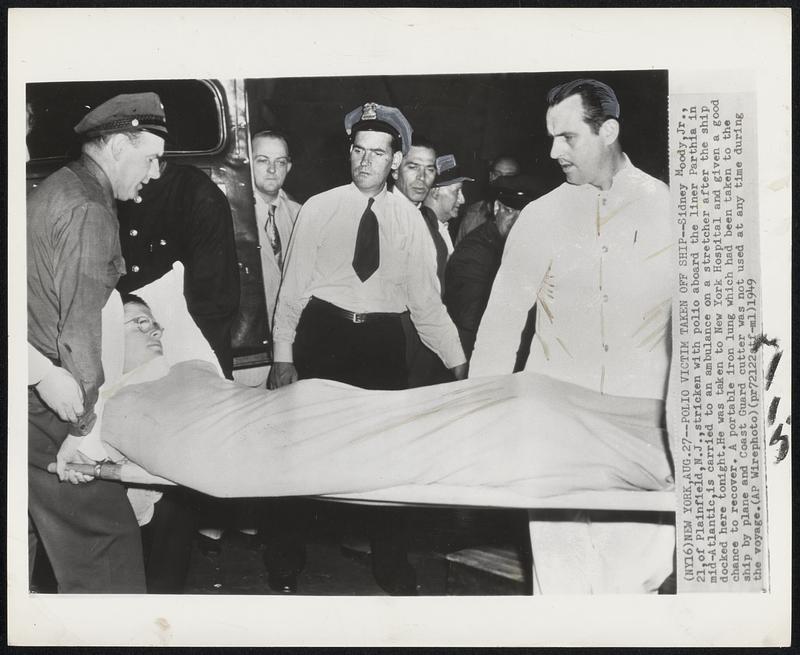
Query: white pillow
[[132, 262, 222, 376], [82, 262, 222, 462]]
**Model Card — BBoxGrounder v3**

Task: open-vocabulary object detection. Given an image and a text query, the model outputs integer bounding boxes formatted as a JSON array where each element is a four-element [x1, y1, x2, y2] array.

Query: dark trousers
[[140, 488, 199, 593], [401, 313, 453, 389], [28, 391, 146, 593], [294, 297, 408, 389], [263, 298, 412, 588]]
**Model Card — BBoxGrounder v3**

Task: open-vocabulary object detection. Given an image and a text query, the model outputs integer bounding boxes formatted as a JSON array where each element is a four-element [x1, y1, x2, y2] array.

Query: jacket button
[[129, 229, 138, 237], [131, 265, 140, 273], [159, 239, 167, 246]]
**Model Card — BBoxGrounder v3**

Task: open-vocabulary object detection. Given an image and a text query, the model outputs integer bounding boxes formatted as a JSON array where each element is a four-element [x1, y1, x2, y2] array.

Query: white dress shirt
[[255, 189, 301, 327], [437, 219, 455, 257], [273, 183, 465, 368], [470, 157, 674, 400]]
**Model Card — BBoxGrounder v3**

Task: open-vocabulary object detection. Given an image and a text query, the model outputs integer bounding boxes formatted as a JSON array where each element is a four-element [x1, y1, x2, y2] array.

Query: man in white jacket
[[470, 78, 675, 594]]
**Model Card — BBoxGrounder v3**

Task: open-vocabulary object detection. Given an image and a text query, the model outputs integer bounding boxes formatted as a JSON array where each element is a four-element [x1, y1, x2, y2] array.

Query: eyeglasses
[[256, 157, 290, 170], [125, 316, 164, 334]]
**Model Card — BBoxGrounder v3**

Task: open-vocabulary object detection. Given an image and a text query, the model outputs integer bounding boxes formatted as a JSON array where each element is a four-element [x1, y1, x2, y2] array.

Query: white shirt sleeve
[[404, 207, 466, 369], [469, 203, 549, 377], [272, 199, 321, 362]]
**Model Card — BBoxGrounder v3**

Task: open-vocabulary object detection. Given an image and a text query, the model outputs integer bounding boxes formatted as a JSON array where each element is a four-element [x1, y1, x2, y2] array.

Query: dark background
[[28, 70, 668, 208], [246, 69, 669, 205]]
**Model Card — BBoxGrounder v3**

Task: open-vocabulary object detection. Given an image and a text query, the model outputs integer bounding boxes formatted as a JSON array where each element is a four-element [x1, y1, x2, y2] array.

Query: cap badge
[[361, 102, 378, 121], [131, 118, 140, 127]]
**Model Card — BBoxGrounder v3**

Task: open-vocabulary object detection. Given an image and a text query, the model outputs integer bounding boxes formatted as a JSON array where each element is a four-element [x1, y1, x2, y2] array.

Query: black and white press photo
[[7, 8, 791, 648]]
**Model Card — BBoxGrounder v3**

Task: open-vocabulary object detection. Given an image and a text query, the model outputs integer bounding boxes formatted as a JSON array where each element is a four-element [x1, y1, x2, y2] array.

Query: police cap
[[74, 92, 168, 139]]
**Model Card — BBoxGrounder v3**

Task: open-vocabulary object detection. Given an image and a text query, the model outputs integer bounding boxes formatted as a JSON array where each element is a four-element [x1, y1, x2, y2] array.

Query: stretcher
[[55, 265, 676, 515]]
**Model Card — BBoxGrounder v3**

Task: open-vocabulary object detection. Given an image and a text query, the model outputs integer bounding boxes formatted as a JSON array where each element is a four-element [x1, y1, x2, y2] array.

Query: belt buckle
[[352, 312, 366, 324]]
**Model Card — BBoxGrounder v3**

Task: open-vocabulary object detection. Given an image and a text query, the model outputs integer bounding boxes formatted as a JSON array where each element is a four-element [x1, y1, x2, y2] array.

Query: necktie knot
[[352, 198, 380, 282]]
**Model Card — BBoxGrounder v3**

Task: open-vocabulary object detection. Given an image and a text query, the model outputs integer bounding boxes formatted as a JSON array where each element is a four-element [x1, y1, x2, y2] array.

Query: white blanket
[[101, 359, 675, 509]]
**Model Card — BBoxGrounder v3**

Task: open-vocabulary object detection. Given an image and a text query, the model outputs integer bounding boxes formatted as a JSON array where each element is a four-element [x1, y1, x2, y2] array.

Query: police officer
[[28, 92, 167, 592], [263, 102, 467, 595]]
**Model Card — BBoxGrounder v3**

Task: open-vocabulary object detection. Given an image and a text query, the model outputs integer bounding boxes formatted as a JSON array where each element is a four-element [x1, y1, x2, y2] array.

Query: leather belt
[[310, 297, 402, 324]]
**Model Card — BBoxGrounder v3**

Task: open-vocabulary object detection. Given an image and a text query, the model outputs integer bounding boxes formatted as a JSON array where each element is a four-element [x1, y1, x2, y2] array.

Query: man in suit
[[251, 130, 301, 332]]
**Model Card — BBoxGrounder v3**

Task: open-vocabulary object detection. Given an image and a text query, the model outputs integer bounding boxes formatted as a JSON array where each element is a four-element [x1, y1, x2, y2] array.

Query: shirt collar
[[79, 153, 115, 207], [599, 153, 634, 196], [349, 181, 388, 206], [255, 188, 286, 212]]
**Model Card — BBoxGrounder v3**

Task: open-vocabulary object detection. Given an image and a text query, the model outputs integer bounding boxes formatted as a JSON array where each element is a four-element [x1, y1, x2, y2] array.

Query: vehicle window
[[26, 79, 224, 161]]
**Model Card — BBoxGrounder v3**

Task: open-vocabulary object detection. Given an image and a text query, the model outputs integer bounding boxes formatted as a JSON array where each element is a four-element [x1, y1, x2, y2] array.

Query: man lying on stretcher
[[52, 293, 675, 510]]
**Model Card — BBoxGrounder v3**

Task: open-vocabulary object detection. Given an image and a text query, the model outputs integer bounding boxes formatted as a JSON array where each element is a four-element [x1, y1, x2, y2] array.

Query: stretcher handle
[[46, 461, 123, 480], [46, 461, 176, 486]]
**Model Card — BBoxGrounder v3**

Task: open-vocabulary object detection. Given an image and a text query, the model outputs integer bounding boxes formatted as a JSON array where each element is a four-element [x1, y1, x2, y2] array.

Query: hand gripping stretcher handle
[[46, 461, 176, 486]]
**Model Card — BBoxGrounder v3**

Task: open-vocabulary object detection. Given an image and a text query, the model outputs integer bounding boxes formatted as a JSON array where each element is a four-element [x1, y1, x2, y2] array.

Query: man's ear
[[108, 133, 130, 160], [493, 200, 502, 216], [391, 150, 403, 171], [391, 167, 399, 182], [286, 161, 293, 176], [600, 118, 620, 146]]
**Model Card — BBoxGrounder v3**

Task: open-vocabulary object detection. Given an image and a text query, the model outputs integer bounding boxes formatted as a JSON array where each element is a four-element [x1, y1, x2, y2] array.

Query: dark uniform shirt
[[27, 154, 126, 437], [116, 163, 240, 378]]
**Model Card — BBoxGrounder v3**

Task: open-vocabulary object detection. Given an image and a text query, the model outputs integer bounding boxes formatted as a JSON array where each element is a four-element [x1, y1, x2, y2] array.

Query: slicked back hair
[[546, 79, 620, 134]]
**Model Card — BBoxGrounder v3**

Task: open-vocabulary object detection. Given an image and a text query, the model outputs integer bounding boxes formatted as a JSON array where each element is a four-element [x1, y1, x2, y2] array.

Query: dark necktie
[[352, 197, 379, 282], [265, 204, 282, 269], [421, 205, 448, 295]]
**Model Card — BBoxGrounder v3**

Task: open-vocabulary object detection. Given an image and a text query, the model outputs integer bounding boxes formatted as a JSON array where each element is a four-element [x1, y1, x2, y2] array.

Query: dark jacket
[[116, 163, 240, 378], [444, 220, 506, 359]]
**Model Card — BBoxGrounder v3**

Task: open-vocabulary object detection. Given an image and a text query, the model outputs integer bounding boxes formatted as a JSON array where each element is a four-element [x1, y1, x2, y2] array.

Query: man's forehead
[[135, 131, 165, 154], [547, 94, 587, 125], [353, 130, 393, 148], [403, 146, 436, 165], [252, 134, 288, 155], [124, 302, 152, 318], [440, 182, 463, 194]]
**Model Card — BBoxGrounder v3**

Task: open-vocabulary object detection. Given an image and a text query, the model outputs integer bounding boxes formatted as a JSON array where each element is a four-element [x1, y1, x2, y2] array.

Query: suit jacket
[[444, 220, 505, 359], [419, 205, 449, 295], [116, 163, 240, 378]]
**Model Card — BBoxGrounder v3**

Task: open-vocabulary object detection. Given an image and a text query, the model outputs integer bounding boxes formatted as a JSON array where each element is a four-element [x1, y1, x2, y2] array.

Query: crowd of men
[[26, 77, 675, 595]]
